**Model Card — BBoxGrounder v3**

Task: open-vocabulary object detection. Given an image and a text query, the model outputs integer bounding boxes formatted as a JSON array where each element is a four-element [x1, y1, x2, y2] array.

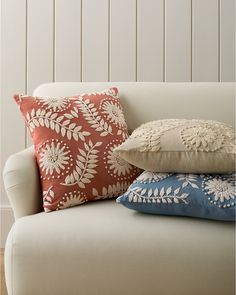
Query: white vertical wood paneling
[[165, 0, 191, 82], [220, 0, 235, 82], [137, 0, 164, 81], [55, 0, 82, 82], [1, 0, 26, 205], [110, 0, 136, 81], [192, 0, 219, 81], [27, 0, 54, 94], [82, 0, 109, 82], [27, 0, 54, 146]]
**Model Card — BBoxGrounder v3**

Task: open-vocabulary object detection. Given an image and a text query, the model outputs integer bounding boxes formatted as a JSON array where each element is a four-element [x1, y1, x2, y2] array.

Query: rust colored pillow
[[14, 88, 139, 212]]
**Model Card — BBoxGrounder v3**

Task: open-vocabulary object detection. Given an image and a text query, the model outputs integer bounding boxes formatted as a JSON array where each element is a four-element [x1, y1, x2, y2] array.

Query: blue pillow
[[117, 171, 235, 221]]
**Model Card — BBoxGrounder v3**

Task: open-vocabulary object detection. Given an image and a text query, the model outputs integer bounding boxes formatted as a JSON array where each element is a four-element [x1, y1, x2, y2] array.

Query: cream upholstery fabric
[[5, 200, 235, 295], [3, 82, 235, 295], [3, 147, 42, 219]]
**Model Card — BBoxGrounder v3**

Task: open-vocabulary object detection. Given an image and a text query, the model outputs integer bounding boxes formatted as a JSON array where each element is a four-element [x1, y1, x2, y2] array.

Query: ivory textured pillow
[[114, 119, 235, 173], [14, 88, 139, 212]]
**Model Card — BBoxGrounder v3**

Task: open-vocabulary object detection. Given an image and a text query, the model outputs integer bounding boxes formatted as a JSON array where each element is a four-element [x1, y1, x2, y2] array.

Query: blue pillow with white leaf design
[[116, 171, 235, 221]]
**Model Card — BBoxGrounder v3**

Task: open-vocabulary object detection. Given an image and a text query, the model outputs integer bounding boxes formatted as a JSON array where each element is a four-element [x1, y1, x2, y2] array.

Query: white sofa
[[3, 82, 235, 295]]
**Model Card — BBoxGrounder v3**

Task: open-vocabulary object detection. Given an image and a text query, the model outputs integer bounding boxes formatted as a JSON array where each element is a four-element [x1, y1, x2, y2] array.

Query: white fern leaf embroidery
[[93, 182, 130, 200], [128, 186, 189, 205], [61, 141, 102, 188], [56, 192, 86, 210], [26, 108, 90, 141], [174, 187, 181, 195], [43, 186, 55, 212], [176, 174, 199, 189], [191, 183, 199, 189], [166, 186, 172, 195], [76, 97, 113, 136]]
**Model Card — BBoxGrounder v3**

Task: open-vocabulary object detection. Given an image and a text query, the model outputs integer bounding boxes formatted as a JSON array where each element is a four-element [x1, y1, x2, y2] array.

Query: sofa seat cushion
[[5, 200, 235, 295]]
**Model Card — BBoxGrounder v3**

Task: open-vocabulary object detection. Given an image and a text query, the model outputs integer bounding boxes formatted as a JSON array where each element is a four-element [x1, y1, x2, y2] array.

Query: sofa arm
[[3, 146, 43, 220]]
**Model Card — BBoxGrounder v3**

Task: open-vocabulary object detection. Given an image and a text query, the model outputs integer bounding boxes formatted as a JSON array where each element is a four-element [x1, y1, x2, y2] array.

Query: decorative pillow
[[117, 171, 236, 221], [114, 119, 235, 173], [14, 88, 139, 212]]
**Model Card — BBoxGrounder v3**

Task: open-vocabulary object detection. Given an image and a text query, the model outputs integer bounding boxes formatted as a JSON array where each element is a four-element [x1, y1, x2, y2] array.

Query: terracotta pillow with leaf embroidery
[[14, 88, 139, 212]]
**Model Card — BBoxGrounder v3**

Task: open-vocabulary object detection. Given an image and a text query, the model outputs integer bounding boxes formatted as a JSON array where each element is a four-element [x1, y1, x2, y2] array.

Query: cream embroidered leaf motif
[[107, 143, 133, 177], [130, 119, 186, 151], [126, 186, 189, 204], [36, 97, 70, 112], [92, 181, 130, 200], [176, 174, 199, 189], [77, 97, 113, 136], [106, 88, 119, 99], [80, 88, 116, 97], [100, 100, 126, 128], [56, 192, 85, 210], [134, 171, 172, 184], [43, 186, 55, 213], [61, 141, 102, 188], [99, 98, 128, 140], [26, 108, 90, 141], [117, 129, 128, 141]]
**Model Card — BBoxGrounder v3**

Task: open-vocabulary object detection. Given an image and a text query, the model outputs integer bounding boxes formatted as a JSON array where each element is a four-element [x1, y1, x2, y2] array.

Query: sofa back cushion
[[33, 82, 235, 130]]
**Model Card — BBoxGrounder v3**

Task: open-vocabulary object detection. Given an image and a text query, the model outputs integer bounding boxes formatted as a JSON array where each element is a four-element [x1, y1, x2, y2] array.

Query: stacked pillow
[[14, 88, 140, 212], [114, 119, 236, 221]]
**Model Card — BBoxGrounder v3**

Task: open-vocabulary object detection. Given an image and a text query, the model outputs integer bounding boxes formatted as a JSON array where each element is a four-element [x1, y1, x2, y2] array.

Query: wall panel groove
[[135, 0, 138, 82], [190, 0, 193, 82], [108, 0, 111, 81], [25, 0, 29, 148], [163, 0, 166, 82], [220, 0, 235, 81], [218, 0, 221, 82], [80, 0, 83, 82], [53, 0, 56, 82]]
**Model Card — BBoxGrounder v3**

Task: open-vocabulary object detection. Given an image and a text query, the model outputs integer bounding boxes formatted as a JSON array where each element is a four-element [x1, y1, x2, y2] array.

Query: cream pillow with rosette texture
[[14, 88, 139, 212], [114, 119, 235, 173]]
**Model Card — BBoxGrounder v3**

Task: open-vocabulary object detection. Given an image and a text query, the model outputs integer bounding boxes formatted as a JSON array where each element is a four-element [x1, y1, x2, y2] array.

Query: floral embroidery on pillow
[[181, 123, 225, 152], [117, 171, 235, 221], [203, 175, 236, 207], [14, 88, 140, 212]]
